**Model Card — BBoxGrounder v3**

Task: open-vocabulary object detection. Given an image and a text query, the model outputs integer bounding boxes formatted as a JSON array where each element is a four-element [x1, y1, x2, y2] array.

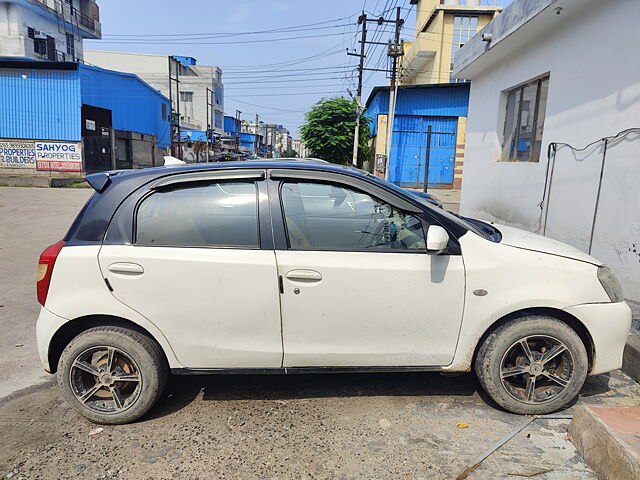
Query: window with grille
[[501, 76, 550, 162]]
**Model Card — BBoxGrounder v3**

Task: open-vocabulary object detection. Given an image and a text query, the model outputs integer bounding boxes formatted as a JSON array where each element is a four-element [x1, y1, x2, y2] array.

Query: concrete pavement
[[0, 186, 92, 399]]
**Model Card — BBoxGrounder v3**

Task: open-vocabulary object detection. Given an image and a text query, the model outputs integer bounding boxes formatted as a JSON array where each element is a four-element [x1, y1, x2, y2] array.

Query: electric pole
[[347, 12, 367, 166], [384, 6, 404, 180], [347, 9, 404, 173], [254, 113, 259, 156]]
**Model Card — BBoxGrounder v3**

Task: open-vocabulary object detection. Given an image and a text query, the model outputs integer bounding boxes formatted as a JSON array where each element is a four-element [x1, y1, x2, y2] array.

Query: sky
[[86, 0, 511, 137]]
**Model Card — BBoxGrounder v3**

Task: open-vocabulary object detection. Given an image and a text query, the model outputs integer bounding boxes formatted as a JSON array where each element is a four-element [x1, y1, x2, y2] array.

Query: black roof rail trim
[[151, 169, 265, 189]]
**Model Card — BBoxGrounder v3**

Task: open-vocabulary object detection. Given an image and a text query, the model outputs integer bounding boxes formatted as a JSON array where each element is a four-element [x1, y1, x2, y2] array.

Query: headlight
[[597, 266, 624, 302]]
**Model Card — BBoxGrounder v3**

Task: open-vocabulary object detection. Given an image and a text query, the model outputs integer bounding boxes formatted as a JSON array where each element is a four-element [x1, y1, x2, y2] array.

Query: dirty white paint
[[455, 0, 640, 302]]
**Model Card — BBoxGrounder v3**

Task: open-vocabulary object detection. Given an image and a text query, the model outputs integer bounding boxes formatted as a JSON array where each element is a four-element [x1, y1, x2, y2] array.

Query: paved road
[[3, 370, 640, 479], [0, 187, 92, 399]]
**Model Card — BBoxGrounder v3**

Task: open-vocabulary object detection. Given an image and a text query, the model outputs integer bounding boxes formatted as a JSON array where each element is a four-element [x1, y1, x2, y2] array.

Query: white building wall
[[460, 0, 640, 301], [0, 0, 96, 60]]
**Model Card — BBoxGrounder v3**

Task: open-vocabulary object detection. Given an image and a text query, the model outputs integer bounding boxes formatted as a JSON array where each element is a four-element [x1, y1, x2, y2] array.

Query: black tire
[[57, 326, 167, 424], [475, 316, 588, 415]]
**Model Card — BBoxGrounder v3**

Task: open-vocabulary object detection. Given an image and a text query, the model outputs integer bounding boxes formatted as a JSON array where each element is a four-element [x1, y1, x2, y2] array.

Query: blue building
[[364, 83, 470, 189], [223, 115, 256, 154], [0, 58, 170, 175]]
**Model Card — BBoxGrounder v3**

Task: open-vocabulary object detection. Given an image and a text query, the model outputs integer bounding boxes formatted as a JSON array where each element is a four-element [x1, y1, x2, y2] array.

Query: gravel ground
[[2, 370, 640, 480]]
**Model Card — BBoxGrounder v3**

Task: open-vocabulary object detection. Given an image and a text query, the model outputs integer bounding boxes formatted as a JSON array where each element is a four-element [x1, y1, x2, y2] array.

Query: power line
[[92, 31, 358, 46], [102, 15, 358, 38]]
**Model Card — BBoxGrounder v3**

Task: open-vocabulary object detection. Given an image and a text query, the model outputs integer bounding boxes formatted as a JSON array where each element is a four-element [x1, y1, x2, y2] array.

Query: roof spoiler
[[85, 171, 122, 193]]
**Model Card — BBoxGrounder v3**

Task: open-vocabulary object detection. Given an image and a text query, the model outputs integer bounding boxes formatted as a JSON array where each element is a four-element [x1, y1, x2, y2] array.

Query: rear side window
[[136, 181, 259, 247]]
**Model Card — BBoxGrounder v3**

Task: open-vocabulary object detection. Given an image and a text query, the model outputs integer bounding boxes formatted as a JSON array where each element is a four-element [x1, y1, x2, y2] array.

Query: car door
[[271, 173, 466, 367], [98, 173, 283, 369]]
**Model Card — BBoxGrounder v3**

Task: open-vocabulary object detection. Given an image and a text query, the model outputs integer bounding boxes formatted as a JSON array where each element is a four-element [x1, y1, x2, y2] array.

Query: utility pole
[[253, 113, 259, 156], [384, 6, 404, 180], [347, 12, 367, 166], [235, 110, 242, 153], [347, 10, 404, 173], [206, 87, 213, 162], [168, 56, 182, 159]]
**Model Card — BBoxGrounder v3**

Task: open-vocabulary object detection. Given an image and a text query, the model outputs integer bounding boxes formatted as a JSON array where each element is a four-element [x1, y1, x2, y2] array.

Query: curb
[[568, 405, 640, 480], [624, 333, 640, 384]]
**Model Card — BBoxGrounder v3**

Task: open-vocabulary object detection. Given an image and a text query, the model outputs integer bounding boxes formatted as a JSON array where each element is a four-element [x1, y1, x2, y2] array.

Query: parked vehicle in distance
[[36, 161, 630, 424]]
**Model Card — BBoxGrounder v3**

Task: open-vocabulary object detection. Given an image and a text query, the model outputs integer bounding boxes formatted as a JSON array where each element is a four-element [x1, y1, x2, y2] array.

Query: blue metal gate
[[389, 115, 457, 188]]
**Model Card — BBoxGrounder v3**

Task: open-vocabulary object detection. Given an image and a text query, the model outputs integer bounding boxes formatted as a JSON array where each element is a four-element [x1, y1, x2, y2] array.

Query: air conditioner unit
[[33, 30, 47, 39]]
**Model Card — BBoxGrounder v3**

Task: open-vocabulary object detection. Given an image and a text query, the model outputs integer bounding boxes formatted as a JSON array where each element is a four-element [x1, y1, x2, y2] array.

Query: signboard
[[35, 142, 83, 172], [0, 140, 83, 172], [0, 141, 36, 169], [85, 119, 96, 131]]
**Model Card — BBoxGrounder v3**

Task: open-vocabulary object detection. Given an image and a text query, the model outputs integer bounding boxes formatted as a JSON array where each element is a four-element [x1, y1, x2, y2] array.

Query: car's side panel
[[442, 232, 613, 372], [98, 245, 283, 368], [277, 250, 466, 367], [42, 245, 183, 369]]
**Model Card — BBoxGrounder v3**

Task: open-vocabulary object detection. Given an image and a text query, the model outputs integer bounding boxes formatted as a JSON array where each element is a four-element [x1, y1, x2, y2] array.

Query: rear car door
[[99, 171, 283, 369], [269, 171, 466, 367]]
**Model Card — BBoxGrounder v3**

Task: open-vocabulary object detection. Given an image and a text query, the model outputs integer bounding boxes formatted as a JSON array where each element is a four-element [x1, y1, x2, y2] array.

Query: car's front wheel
[[57, 326, 167, 424], [475, 316, 588, 415]]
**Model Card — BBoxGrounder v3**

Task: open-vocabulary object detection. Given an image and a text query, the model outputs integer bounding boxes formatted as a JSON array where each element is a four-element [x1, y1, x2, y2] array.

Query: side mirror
[[426, 225, 450, 253]]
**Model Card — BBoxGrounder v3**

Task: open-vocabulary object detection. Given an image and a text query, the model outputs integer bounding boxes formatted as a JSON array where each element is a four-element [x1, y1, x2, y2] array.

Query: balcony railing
[[30, 0, 100, 35]]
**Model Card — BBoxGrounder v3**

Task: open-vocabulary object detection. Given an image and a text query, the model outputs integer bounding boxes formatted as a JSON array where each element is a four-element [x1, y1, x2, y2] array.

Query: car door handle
[[286, 269, 322, 282], [108, 262, 144, 275]]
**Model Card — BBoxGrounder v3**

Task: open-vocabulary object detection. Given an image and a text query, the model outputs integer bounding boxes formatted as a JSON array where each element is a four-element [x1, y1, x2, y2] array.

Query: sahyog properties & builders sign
[[0, 140, 83, 172]]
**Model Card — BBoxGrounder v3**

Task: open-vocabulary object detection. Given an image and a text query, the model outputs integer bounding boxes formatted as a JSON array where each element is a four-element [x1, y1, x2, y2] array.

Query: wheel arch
[[48, 314, 171, 374], [471, 307, 595, 372]]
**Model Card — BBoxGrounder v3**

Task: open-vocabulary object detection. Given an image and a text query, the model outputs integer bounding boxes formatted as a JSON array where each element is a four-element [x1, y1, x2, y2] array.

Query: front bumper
[[563, 302, 632, 375], [35, 306, 70, 373]]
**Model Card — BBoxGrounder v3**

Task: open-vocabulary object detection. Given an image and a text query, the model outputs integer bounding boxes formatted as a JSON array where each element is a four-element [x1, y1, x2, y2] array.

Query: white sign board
[[35, 141, 83, 172], [85, 119, 96, 131], [0, 141, 36, 169]]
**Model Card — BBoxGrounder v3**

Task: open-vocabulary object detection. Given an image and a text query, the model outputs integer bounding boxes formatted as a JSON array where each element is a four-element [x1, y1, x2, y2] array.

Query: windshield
[[364, 172, 499, 240]]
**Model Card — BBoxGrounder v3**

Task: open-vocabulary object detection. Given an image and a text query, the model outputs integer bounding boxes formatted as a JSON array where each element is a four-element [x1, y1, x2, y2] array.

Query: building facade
[[400, 0, 501, 85], [0, 0, 101, 62], [365, 83, 469, 188], [453, 0, 640, 301], [84, 51, 224, 136], [0, 58, 170, 179]]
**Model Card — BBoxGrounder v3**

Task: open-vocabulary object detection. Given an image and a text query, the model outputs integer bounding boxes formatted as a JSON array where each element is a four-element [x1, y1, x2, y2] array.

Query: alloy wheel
[[69, 346, 142, 414], [499, 335, 574, 405]]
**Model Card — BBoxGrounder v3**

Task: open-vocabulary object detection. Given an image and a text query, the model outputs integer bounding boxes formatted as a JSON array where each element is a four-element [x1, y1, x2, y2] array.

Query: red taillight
[[36, 240, 65, 306]]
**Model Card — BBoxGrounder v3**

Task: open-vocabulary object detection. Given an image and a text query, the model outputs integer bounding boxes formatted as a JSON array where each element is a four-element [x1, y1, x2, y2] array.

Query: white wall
[[0, 1, 88, 60], [460, 0, 640, 301]]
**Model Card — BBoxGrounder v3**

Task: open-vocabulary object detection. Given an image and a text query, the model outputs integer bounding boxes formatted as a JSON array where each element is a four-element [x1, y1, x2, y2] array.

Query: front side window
[[136, 181, 259, 247], [501, 76, 549, 162], [281, 181, 426, 251]]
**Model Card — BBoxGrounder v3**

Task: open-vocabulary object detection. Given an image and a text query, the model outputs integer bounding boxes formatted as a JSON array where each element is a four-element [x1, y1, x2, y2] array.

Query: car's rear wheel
[[475, 316, 588, 415], [57, 326, 167, 424]]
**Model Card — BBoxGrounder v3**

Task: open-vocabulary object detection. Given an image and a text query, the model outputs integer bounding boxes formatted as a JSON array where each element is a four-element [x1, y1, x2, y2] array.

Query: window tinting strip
[[152, 169, 265, 189]]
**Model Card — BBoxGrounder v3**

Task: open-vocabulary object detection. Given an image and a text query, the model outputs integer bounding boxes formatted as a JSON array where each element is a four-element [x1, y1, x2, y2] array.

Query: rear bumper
[[563, 302, 632, 375], [35, 306, 69, 373]]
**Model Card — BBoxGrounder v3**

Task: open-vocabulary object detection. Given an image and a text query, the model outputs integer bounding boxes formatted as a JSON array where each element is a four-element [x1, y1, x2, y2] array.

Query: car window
[[136, 181, 259, 247], [281, 181, 426, 251]]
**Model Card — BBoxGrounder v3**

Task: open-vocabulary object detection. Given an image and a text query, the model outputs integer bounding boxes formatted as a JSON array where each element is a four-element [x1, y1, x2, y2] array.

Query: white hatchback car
[[36, 161, 631, 424]]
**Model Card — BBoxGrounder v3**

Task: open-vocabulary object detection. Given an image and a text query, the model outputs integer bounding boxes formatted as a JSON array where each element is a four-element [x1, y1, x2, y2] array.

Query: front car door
[[99, 170, 283, 369], [269, 170, 466, 367]]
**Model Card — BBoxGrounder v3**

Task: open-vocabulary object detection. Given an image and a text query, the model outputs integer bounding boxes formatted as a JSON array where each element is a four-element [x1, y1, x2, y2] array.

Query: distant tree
[[281, 148, 298, 158], [300, 97, 371, 166]]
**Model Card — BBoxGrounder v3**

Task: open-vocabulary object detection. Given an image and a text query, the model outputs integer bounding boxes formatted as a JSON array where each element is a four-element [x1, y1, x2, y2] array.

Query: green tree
[[300, 97, 371, 166], [281, 148, 298, 158]]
